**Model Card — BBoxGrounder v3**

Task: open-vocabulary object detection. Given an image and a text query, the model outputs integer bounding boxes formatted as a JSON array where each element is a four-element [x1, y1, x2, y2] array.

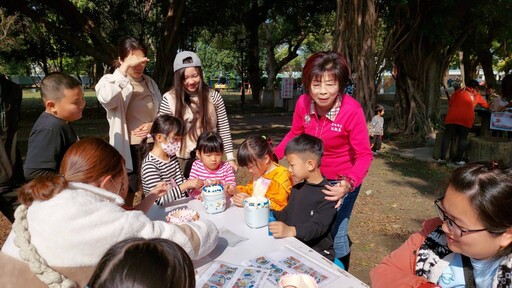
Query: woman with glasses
[[371, 161, 512, 287]]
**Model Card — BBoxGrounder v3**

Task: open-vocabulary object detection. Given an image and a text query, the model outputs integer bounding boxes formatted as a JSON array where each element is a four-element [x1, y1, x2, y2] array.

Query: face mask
[[162, 139, 181, 156]]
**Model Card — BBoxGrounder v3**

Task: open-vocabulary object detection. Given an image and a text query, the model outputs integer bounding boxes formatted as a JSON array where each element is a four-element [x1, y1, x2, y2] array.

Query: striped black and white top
[[158, 89, 234, 160], [141, 153, 187, 205]]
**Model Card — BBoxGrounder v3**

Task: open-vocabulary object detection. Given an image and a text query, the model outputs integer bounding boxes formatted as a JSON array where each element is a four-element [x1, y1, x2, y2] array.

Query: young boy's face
[[50, 87, 85, 122], [286, 153, 311, 182]]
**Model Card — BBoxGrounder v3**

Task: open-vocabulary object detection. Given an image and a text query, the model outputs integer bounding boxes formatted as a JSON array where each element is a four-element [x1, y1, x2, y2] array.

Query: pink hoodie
[[275, 94, 373, 187]]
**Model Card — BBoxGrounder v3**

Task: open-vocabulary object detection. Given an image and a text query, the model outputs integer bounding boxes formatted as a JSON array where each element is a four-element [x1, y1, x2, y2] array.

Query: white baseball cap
[[173, 51, 202, 72]]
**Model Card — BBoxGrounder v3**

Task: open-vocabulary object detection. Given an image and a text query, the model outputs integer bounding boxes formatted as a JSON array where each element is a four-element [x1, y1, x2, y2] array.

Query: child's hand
[[184, 178, 204, 191], [148, 182, 167, 198], [225, 184, 238, 196], [232, 193, 250, 207], [268, 221, 296, 238]]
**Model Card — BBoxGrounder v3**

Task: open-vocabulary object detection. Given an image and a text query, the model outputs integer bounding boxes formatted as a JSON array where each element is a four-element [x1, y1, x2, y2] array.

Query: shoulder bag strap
[[461, 254, 476, 288]]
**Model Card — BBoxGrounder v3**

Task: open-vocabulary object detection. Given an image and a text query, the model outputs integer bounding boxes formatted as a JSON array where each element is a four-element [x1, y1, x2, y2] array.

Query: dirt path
[[0, 106, 451, 286]]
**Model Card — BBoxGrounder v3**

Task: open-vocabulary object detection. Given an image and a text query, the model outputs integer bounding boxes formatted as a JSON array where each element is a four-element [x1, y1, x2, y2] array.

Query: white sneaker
[[437, 159, 447, 164], [454, 161, 466, 166]]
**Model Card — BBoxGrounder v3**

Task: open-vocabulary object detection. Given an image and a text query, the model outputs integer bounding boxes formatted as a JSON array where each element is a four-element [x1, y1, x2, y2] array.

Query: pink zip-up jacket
[[275, 94, 372, 187]]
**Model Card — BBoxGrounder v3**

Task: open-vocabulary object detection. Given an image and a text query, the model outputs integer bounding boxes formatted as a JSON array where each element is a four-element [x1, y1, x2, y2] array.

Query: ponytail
[[18, 175, 68, 207], [237, 134, 277, 167]]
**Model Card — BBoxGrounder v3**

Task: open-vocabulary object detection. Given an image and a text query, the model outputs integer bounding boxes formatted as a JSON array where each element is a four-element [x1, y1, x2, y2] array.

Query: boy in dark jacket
[[269, 134, 337, 261]]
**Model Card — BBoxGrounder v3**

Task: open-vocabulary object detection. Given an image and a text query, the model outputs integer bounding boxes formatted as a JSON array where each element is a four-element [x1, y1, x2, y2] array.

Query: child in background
[[140, 115, 203, 205], [188, 132, 236, 198], [227, 135, 292, 211], [88, 237, 195, 288], [24, 72, 85, 181], [269, 134, 337, 261], [370, 104, 385, 154]]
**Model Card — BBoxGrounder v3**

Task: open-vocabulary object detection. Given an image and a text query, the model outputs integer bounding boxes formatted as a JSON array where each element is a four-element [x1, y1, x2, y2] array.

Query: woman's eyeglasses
[[434, 198, 494, 237]]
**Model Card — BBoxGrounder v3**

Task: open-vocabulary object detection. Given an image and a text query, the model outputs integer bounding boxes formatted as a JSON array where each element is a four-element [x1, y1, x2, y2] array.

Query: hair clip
[[262, 135, 266, 140], [146, 134, 153, 139]]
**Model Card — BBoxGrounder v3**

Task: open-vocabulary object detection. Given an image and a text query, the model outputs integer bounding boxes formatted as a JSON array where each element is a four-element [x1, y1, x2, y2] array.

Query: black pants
[[128, 144, 141, 193], [372, 135, 382, 151], [440, 124, 470, 162]]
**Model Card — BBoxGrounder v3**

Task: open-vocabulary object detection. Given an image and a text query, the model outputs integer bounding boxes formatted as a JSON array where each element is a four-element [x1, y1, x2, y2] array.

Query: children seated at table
[[0, 138, 218, 288], [268, 134, 337, 261], [24, 72, 85, 181], [140, 114, 203, 205], [88, 237, 195, 288], [370, 161, 512, 287], [188, 131, 236, 198], [227, 135, 292, 211]]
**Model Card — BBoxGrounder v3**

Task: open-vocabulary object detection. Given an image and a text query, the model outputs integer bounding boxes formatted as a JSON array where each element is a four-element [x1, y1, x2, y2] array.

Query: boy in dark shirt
[[269, 133, 337, 261], [23, 72, 85, 180]]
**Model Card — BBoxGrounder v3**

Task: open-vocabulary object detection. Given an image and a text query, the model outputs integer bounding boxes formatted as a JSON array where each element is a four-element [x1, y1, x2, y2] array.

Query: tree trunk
[[334, 0, 378, 119], [152, 0, 185, 92], [478, 48, 496, 88], [462, 50, 479, 82], [245, 21, 262, 103], [394, 51, 443, 138]]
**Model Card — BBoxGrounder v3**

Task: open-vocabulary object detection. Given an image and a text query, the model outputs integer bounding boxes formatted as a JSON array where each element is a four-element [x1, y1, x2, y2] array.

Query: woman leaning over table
[[371, 162, 512, 287], [158, 51, 237, 177], [274, 51, 373, 270], [0, 138, 218, 288], [95, 36, 161, 206]]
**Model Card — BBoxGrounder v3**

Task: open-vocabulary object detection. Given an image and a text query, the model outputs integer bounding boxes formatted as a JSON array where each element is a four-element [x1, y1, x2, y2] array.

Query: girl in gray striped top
[[140, 114, 203, 205]]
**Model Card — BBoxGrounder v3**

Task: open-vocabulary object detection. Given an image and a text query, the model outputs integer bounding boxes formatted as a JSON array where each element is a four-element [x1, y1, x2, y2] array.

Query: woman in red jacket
[[438, 80, 489, 166], [371, 161, 512, 287]]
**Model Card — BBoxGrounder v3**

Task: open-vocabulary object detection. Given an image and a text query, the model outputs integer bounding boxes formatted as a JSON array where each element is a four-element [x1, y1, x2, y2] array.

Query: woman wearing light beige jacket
[[95, 36, 161, 206]]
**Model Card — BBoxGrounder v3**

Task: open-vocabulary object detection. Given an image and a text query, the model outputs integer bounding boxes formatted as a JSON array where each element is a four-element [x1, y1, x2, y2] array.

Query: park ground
[[0, 90, 452, 285]]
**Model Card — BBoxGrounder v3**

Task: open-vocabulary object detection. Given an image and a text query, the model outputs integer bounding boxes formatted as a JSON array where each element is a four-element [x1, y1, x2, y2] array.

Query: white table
[[147, 198, 368, 288]]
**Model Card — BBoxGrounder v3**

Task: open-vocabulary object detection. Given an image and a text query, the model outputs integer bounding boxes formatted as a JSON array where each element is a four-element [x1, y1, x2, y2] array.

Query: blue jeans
[[331, 185, 361, 258]]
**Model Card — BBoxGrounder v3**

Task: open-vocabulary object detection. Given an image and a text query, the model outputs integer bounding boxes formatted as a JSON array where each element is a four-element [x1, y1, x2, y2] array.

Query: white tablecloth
[[147, 197, 368, 288]]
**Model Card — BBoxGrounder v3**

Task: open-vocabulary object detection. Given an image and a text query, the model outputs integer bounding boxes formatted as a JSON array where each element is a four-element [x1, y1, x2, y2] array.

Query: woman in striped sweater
[[158, 51, 237, 177]]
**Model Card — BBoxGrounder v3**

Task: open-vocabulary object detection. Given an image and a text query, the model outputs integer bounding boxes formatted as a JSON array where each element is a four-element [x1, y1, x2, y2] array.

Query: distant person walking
[[438, 80, 489, 166], [370, 104, 385, 154]]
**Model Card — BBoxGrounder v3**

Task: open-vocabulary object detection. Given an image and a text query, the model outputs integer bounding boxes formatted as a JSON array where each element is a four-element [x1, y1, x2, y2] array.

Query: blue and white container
[[243, 196, 270, 228], [201, 184, 226, 214]]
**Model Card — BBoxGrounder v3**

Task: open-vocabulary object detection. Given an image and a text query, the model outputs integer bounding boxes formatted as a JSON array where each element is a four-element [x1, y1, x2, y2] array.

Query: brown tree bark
[[242, 0, 275, 103], [152, 0, 185, 92], [478, 48, 496, 88], [334, 0, 378, 119]]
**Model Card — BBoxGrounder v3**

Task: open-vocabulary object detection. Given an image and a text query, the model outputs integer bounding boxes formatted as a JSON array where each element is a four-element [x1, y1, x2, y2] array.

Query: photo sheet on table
[[197, 246, 338, 287]]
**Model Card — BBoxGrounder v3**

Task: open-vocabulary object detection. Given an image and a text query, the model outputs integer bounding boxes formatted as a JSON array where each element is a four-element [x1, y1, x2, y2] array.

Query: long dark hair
[[448, 161, 512, 258], [171, 59, 214, 149], [88, 237, 195, 288]]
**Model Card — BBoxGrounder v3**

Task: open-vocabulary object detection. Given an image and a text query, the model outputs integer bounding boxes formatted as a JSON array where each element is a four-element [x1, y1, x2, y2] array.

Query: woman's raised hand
[[119, 52, 149, 75]]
